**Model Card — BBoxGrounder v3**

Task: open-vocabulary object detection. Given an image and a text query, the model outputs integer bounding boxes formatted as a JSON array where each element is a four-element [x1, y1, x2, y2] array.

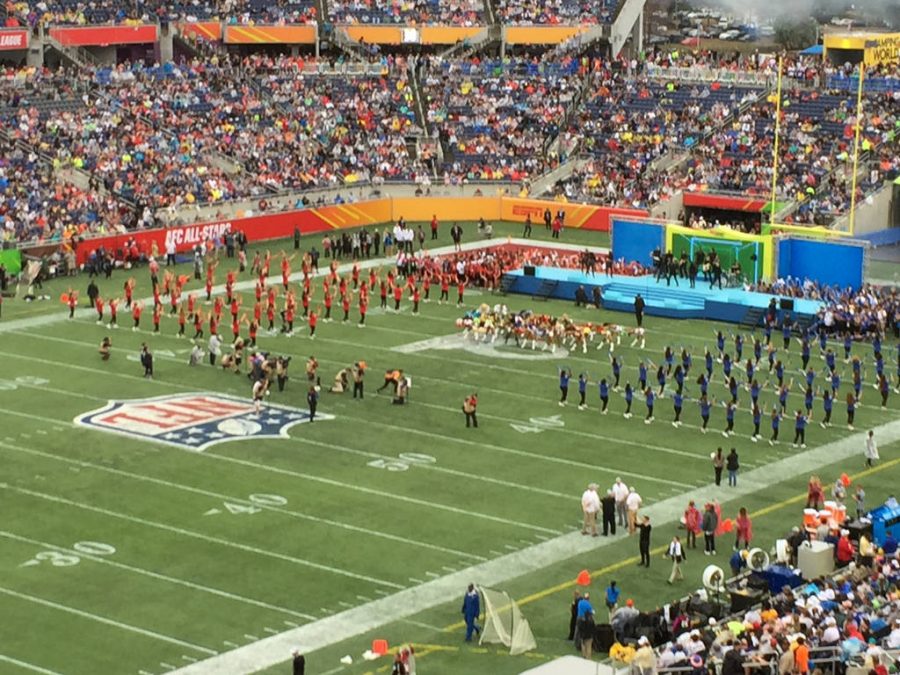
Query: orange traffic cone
[[576, 569, 591, 586], [372, 639, 388, 656]]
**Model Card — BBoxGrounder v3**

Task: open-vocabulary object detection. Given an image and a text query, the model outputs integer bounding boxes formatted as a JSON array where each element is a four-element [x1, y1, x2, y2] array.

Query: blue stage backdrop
[[776, 237, 866, 290], [610, 218, 666, 267]]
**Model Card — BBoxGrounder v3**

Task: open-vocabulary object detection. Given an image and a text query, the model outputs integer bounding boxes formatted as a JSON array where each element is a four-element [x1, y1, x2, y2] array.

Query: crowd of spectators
[[422, 56, 578, 182], [494, 0, 618, 25], [744, 277, 898, 338], [1, 49, 898, 243], [326, 0, 483, 25], [0, 134, 128, 244], [3, 0, 318, 27]]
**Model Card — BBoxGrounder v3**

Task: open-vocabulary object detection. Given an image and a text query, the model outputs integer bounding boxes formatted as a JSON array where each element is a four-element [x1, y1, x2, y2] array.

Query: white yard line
[[0, 483, 404, 590], [0, 403, 560, 536], [173, 418, 900, 674], [0, 529, 317, 621], [0, 654, 64, 675], [0, 237, 590, 336], [0, 587, 218, 655], [0, 441, 485, 563]]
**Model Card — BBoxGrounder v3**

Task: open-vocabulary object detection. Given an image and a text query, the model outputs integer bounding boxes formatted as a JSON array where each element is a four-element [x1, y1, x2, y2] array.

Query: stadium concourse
[[1, 4, 900, 674]]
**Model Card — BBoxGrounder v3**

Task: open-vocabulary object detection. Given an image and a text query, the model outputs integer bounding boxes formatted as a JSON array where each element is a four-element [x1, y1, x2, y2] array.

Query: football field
[[1, 222, 898, 675]]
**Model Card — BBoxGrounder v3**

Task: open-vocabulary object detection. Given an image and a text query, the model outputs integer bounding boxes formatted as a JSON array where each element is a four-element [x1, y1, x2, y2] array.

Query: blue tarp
[[800, 44, 823, 55]]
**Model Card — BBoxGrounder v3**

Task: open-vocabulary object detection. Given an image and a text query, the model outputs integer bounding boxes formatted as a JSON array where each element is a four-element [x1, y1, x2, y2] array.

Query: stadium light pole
[[848, 63, 866, 237], [768, 56, 783, 226]]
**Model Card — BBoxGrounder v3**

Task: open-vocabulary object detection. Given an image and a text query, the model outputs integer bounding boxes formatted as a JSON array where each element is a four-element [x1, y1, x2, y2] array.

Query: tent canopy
[[800, 44, 823, 55]]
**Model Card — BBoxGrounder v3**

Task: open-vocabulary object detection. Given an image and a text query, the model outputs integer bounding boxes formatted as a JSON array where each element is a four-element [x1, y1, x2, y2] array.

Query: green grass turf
[[0, 221, 897, 675]]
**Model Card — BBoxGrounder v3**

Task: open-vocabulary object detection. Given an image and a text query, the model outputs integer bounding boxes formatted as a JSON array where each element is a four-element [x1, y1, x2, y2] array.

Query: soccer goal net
[[479, 586, 537, 656]]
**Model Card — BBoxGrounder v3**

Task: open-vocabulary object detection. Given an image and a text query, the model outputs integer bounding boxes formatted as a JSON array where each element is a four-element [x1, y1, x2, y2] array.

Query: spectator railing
[[826, 74, 900, 93], [644, 65, 775, 88]]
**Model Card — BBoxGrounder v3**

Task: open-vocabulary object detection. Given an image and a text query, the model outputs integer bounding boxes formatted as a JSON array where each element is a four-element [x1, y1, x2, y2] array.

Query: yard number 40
[[510, 415, 565, 434]]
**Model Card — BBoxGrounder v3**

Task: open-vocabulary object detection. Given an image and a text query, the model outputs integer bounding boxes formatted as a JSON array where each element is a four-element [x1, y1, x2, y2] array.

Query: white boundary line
[[172, 417, 900, 674], [0, 529, 317, 621], [0, 654, 64, 675], [0, 586, 218, 655], [0, 440, 485, 563], [0, 483, 404, 590], [0, 403, 560, 536]]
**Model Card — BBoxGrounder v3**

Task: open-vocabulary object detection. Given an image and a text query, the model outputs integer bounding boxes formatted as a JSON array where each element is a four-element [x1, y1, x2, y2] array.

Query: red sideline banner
[[75, 209, 334, 265], [49, 24, 159, 46], [683, 192, 768, 213], [0, 29, 29, 50]]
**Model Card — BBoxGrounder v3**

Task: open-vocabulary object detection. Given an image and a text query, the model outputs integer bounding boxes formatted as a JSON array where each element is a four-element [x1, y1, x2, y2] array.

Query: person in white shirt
[[581, 483, 600, 536], [886, 619, 900, 649], [666, 535, 685, 584], [612, 478, 629, 527], [626, 488, 642, 534], [864, 430, 879, 467], [189, 343, 203, 366], [820, 617, 840, 645], [207, 333, 222, 366]]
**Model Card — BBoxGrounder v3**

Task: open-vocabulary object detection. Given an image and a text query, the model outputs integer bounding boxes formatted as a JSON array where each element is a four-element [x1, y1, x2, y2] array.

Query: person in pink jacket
[[684, 501, 702, 550], [735, 507, 753, 550]]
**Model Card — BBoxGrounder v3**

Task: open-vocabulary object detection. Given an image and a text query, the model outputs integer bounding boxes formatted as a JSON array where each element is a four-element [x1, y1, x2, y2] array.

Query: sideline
[[172, 419, 900, 674]]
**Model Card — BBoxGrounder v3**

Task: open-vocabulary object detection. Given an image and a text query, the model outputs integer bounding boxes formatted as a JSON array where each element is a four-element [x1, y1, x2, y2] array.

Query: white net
[[478, 586, 537, 655]]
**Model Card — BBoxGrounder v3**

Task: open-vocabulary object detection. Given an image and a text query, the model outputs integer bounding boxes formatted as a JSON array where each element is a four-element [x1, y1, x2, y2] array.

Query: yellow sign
[[864, 33, 900, 64]]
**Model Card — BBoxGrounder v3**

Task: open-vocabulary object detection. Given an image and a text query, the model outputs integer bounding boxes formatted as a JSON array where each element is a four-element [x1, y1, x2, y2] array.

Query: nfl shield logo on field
[[74, 393, 331, 451]]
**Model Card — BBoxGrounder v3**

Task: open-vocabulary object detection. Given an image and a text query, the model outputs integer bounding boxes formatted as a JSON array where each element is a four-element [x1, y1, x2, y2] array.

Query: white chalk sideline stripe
[[0, 529, 316, 621], [0, 440, 484, 562], [0, 654, 65, 675], [0, 587, 218, 655], [171, 418, 900, 674], [0, 404, 558, 536], [0, 483, 404, 590]]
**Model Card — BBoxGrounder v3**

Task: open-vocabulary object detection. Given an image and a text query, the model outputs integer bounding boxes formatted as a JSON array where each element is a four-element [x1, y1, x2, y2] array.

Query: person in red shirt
[[552, 216, 562, 239], [232, 314, 242, 343], [177, 306, 187, 337], [323, 289, 333, 321], [193, 310, 204, 339], [213, 296, 224, 321], [205, 275, 214, 302], [392, 282, 403, 311], [341, 293, 351, 323], [266, 302, 276, 332], [152, 303, 162, 333], [244, 316, 258, 347], [836, 529, 855, 566], [430, 214, 439, 240], [230, 296, 241, 322], [187, 293, 196, 317], [124, 278, 134, 308], [308, 307, 318, 339], [440, 274, 450, 304], [301, 291, 310, 318], [359, 293, 368, 327], [255, 280, 264, 303], [457, 279, 466, 307], [368, 270, 377, 291], [423, 273, 431, 302], [412, 285, 421, 315], [283, 304, 295, 336], [170, 288, 179, 315], [95, 296, 104, 324], [209, 313, 219, 336], [131, 301, 143, 331], [108, 298, 118, 328], [379, 279, 388, 308]]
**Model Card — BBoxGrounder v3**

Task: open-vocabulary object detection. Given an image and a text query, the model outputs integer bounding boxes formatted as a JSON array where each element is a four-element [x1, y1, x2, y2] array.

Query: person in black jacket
[[637, 516, 652, 567], [721, 642, 743, 675], [726, 448, 739, 487], [292, 649, 305, 675], [634, 294, 645, 327], [140, 343, 153, 379], [601, 489, 617, 536], [568, 590, 581, 640], [307, 386, 318, 422]]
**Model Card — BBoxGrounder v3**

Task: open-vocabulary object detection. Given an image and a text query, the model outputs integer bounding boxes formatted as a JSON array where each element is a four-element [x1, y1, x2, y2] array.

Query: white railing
[[644, 65, 775, 88]]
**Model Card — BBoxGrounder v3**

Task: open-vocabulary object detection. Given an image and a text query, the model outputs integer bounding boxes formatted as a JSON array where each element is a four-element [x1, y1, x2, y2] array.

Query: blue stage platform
[[505, 267, 824, 325]]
